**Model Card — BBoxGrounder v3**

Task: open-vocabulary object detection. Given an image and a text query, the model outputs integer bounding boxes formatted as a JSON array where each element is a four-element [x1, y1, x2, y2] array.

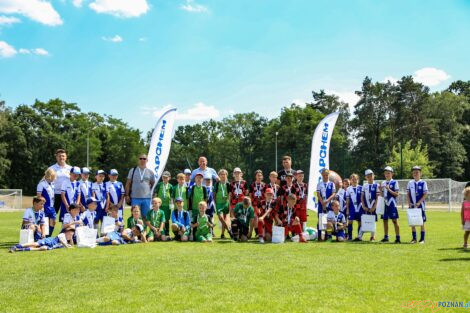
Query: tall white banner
[[307, 112, 340, 212], [147, 108, 177, 192]]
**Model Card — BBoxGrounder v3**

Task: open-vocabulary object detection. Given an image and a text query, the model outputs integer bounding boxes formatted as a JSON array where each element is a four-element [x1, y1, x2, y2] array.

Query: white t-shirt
[[62, 213, 81, 229], [49, 163, 72, 195]]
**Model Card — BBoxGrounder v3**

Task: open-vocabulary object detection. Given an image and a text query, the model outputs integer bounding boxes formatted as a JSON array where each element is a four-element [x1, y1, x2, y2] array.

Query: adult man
[[277, 155, 296, 187], [190, 156, 218, 184], [48, 149, 72, 215], [125, 154, 156, 220]]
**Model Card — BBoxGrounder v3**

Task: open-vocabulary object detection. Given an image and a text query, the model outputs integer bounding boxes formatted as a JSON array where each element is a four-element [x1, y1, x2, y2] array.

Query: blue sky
[[0, 0, 469, 134]]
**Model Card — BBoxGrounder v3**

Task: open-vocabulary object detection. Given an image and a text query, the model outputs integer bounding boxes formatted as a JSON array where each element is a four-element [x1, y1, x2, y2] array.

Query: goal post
[[0, 189, 23, 211]]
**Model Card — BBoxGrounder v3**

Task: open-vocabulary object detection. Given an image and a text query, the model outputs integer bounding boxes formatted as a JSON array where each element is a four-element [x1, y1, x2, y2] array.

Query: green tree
[[388, 141, 434, 179]]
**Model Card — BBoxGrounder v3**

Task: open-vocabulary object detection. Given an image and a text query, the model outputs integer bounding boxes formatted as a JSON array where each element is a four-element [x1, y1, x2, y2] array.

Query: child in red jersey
[[249, 169, 266, 237], [295, 170, 308, 231], [257, 188, 276, 243], [229, 167, 249, 214], [276, 193, 305, 242]]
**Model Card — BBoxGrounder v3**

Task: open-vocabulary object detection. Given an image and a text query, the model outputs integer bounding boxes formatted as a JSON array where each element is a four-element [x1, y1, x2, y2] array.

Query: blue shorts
[[44, 206, 57, 220], [333, 229, 345, 238], [37, 237, 63, 249], [102, 231, 125, 245], [59, 203, 67, 222], [95, 209, 106, 223], [131, 198, 151, 218], [381, 205, 399, 220], [349, 209, 363, 221]]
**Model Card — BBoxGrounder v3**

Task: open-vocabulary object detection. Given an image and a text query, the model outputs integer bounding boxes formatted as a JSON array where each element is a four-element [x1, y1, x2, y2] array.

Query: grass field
[[0, 210, 469, 313]]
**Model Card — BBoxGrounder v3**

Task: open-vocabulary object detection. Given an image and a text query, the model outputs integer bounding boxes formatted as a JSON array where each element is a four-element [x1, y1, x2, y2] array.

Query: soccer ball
[[304, 227, 317, 241]]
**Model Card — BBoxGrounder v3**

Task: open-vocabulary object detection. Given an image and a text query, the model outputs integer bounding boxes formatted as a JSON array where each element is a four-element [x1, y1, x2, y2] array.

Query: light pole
[[86, 131, 90, 168], [275, 131, 279, 172]]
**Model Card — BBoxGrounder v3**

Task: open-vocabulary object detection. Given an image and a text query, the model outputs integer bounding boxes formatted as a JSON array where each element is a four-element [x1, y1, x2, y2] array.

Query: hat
[[383, 166, 394, 173], [71, 166, 81, 175], [195, 172, 204, 178], [109, 169, 118, 176], [86, 197, 98, 205], [412, 166, 422, 171], [364, 169, 374, 176], [233, 167, 242, 173], [96, 170, 105, 176], [81, 167, 90, 174], [184, 169, 191, 175], [265, 188, 274, 194], [203, 173, 212, 180], [295, 170, 304, 175], [162, 171, 171, 177], [135, 224, 144, 233], [175, 197, 184, 202]]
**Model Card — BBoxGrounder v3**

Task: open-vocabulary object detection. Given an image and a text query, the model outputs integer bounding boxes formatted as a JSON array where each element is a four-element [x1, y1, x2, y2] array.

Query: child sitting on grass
[[326, 200, 346, 242], [127, 205, 145, 230], [62, 203, 83, 245], [194, 201, 213, 243], [461, 187, 470, 249], [10, 231, 73, 252], [145, 197, 167, 242], [22, 196, 47, 241], [121, 224, 147, 243]]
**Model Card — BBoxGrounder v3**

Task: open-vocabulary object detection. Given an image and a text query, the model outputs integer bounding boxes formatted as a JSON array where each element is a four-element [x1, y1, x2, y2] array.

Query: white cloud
[[72, 0, 83, 7], [0, 0, 63, 26], [19, 48, 30, 54], [382, 76, 398, 84], [0, 40, 17, 57], [145, 102, 220, 122], [102, 35, 123, 43], [326, 90, 360, 109], [89, 0, 149, 18], [180, 0, 208, 13], [33, 48, 49, 55], [413, 67, 450, 87], [0, 15, 20, 25], [291, 98, 307, 107]]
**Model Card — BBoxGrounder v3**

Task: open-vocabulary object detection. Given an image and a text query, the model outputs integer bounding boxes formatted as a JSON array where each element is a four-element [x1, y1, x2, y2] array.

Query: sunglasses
[[139, 158, 147, 160]]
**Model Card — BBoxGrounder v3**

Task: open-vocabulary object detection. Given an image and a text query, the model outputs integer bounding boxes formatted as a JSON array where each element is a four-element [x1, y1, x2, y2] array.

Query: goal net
[[373, 179, 467, 212], [0, 189, 23, 211]]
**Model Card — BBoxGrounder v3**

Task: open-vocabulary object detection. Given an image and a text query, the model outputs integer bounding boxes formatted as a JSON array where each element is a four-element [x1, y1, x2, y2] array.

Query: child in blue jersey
[[204, 173, 216, 235], [336, 178, 349, 238], [106, 169, 125, 222], [62, 203, 83, 245], [80, 197, 98, 229], [92, 170, 107, 229], [316, 169, 336, 241], [171, 197, 191, 241], [10, 231, 73, 252], [346, 174, 363, 241], [79, 167, 92, 212], [407, 166, 428, 244], [380, 166, 401, 243], [360, 169, 378, 241], [36, 168, 56, 236], [60, 166, 81, 223], [326, 200, 346, 242], [22, 196, 47, 241]]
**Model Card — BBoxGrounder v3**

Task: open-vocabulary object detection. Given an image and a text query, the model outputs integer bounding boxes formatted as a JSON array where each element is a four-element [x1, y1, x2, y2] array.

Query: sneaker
[[463, 244, 468, 249], [370, 237, 376, 241], [380, 238, 389, 243], [353, 238, 361, 242], [394, 239, 401, 244], [228, 230, 234, 239], [410, 239, 417, 244], [259, 237, 265, 244], [419, 239, 425, 244], [9, 247, 16, 253], [220, 234, 226, 239]]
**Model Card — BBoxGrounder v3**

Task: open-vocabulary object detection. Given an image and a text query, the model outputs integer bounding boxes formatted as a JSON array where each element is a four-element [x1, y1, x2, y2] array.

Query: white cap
[[412, 165, 422, 171], [109, 169, 119, 175], [364, 169, 374, 176], [203, 173, 212, 180], [71, 166, 81, 175], [81, 167, 90, 174], [184, 169, 191, 175], [233, 167, 242, 173], [383, 166, 394, 173]]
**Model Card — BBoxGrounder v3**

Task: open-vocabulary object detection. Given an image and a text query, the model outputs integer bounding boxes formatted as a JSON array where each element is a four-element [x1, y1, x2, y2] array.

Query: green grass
[[0, 211, 469, 313]]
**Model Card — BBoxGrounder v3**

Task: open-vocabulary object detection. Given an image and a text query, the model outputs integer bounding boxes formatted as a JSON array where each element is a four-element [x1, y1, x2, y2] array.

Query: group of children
[[12, 158, 470, 252]]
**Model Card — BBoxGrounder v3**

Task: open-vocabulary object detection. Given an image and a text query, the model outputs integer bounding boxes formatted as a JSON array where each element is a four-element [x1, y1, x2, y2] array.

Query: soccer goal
[[374, 179, 467, 212], [0, 189, 23, 211]]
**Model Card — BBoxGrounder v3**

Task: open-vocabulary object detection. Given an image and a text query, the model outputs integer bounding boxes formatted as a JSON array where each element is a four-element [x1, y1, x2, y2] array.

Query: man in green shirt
[[145, 197, 166, 241], [154, 171, 173, 236], [231, 197, 255, 242], [195, 201, 213, 242]]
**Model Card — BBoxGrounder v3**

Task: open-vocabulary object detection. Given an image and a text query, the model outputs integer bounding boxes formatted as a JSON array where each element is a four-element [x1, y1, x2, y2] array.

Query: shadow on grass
[[440, 257, 470, 262], [437, 247, 464, 251], [0, 241, 17, 249]]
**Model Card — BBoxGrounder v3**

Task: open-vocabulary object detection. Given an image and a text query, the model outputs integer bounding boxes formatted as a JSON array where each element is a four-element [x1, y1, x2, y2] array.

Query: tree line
[[1, 76, 469, 195]]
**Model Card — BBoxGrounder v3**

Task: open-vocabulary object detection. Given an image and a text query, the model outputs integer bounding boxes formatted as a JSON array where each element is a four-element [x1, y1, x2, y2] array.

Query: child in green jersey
[[214, 169, 232, 239], [154, 171, 173, 236], [195, 201, 213, 242], [145, 197, 166, 242]]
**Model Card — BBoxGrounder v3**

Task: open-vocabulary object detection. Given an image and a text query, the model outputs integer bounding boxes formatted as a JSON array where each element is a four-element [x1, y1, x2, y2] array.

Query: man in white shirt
[[48, 149, 72, 215]]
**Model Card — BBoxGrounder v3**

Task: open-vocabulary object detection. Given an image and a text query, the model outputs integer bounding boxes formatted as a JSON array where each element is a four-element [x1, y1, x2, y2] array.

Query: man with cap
[[92, 170, 108, 229], [48, 149, 72, 216], [190, 156, 219, 183], [60, 166, 81, 223], [80, 197, 98, 229], [277, 155, 296, 187], [79, 167, 92, 212], [125, 154, 156, 223], [171, 197, 191, 241], [360, 169, 379, 241], [106, 169, 125, 222], [407, 165, 428, 244], [154, 171, 174, 236], [184, 169, 192, 188], [380, 166, 401, 243]]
